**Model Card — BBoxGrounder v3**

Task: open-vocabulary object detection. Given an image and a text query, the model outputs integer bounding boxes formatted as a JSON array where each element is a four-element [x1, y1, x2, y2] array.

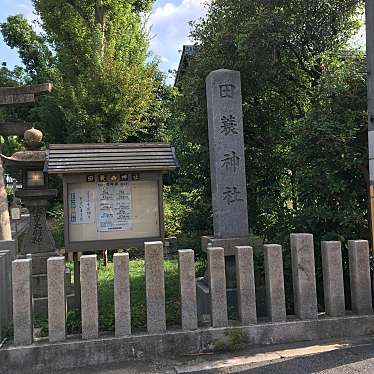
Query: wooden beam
[[0, 83, 52, 97], [0, 122, 33, 136], [0, 94, 35, 106]]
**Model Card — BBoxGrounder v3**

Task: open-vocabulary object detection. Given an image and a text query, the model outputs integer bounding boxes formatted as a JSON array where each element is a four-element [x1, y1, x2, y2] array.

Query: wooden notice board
[[63, 172, 163, 251]]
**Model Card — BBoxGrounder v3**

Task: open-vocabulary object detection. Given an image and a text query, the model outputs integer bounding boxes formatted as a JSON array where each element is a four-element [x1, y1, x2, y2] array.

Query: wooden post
[[73, 252, 81, 310], [102, 250, 108, 267], [0, 159, 11, 241]]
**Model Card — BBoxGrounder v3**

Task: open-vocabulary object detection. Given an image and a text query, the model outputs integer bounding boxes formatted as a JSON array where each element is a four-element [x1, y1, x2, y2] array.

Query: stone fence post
[[178, 249, 198, 331], [235, 246, 256, 324], [348, 240, 372, 314], [0, 252, 10, 339], [12, 258, 33, 345], [145, 241, 166, 334], [80, 255, 98, 340], [264, 244, 286, 322], [290, 234, 318, 320], [114, 253, 131, 337], [321, 241, 345, 317], [47, 257, 66, 342], [207, 247, 228, 327]]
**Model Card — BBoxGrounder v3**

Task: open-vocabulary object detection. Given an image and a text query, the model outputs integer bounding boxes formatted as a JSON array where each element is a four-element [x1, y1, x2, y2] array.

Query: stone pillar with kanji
[[197, 69, 250, 320]]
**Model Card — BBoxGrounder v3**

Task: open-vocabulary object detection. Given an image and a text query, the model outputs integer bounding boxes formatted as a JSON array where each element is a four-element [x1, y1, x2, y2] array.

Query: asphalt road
[[221, 344, 374, 373]]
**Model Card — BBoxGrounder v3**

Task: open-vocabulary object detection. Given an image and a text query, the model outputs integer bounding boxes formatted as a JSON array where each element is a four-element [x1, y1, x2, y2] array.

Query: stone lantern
[[1, 128, 62, 316], [2, 128, 57, 255]]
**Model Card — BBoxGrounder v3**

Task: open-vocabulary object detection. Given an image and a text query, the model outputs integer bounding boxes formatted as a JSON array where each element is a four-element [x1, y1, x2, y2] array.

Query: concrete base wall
[[2, 314, 374, 373]]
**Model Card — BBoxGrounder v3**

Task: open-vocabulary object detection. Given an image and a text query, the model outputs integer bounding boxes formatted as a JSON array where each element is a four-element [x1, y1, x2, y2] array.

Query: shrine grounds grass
[[34, 256, 207, 337]]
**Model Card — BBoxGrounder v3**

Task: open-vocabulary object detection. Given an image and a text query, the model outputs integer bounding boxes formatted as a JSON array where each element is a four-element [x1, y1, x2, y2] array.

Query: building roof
[[175, 45, 196, 87], [45, 143, 179, 174]]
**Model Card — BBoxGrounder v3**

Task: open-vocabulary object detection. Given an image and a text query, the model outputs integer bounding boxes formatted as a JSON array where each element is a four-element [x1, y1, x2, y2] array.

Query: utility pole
[[366, 0, 374, 248]]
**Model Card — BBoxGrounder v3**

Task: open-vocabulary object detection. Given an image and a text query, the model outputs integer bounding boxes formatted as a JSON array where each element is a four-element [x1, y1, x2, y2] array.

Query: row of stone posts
[[10, 235, 374, 346]]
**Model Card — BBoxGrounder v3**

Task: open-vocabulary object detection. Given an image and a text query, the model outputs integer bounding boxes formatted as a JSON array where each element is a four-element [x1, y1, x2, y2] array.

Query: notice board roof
[[45, 143, 179, 174]]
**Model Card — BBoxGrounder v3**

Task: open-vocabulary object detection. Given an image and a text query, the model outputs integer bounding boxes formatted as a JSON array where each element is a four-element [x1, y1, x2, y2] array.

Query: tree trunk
[[0, 158, 12, 240]]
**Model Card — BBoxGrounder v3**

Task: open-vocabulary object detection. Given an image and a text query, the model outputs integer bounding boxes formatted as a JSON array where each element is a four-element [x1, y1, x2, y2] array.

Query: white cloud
[[25, 12, 43, 35], [149, 0, 208, 81], [15, 1, 43, 34]]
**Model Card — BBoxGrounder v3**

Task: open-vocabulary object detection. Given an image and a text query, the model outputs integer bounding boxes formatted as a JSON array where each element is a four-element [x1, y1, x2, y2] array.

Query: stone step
[[32, 269, 74, 298], [33, 293, 77, 319], [29, 252, 60, 274]]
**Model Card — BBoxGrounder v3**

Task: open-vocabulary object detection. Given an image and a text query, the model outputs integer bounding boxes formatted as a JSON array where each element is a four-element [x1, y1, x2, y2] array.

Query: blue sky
[[0, 0, 207, 80]]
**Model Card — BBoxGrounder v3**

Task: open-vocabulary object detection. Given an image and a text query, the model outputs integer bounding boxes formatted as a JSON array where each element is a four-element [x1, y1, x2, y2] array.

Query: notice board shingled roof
[[45, 143, 179, 174]]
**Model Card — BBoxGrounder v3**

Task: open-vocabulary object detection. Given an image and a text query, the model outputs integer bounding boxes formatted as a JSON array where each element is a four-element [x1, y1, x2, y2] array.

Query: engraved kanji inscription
[[220, 115, 238, 135], [219, 84, 236, 98], [221, 151, 240, 172], [31, 207, 44, 243], [223, 186, 244, 205]]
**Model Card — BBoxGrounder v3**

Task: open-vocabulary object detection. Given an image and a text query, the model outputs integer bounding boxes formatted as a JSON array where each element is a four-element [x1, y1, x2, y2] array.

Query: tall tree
[[1, 0, 164, 144], [170, 0, 364, 243]]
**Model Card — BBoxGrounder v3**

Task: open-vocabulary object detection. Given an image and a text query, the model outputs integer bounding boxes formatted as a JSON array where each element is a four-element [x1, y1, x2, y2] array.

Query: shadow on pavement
[[236, 344, 374, 374]]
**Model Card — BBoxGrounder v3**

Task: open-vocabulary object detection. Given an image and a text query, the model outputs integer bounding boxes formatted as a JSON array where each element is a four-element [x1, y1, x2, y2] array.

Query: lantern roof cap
[[1, 150, 45, 169]]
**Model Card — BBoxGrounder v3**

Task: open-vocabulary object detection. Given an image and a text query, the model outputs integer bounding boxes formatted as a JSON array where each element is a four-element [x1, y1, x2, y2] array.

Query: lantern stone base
[[29, 251, 59, 274], [201, 236, 250, 256], [197, 236, 265, 322], [32, 267, 76, 318], [34, 293, 76, 319], [197, 236, 249, 321], [26, 253, 76, 318], [32, 260, 75, 318]]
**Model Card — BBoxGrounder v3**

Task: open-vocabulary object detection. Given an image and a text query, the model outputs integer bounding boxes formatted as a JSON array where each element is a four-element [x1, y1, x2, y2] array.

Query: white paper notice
[[69, 189, 94, 225], [96, 181, 132, 232]]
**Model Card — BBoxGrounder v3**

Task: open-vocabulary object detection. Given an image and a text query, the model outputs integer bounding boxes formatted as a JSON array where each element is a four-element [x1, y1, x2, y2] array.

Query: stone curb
[[1, 315, 374, 374]]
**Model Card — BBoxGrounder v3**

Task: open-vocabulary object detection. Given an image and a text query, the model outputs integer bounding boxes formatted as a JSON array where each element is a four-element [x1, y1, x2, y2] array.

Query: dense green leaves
[[289, 52, 368, 242], [168, 0, 366, 246], [0, 0, 369, 250], [1, 0, 167, 145], [1, 15, 56, 81]]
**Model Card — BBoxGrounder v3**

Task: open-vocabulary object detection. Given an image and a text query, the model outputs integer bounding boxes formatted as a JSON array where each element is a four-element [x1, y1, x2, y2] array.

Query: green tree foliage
[[1, 0, 166, 144], [289, 52, 368, 243], [170, 0, 366, 245], [1, 15, 55, 81]]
